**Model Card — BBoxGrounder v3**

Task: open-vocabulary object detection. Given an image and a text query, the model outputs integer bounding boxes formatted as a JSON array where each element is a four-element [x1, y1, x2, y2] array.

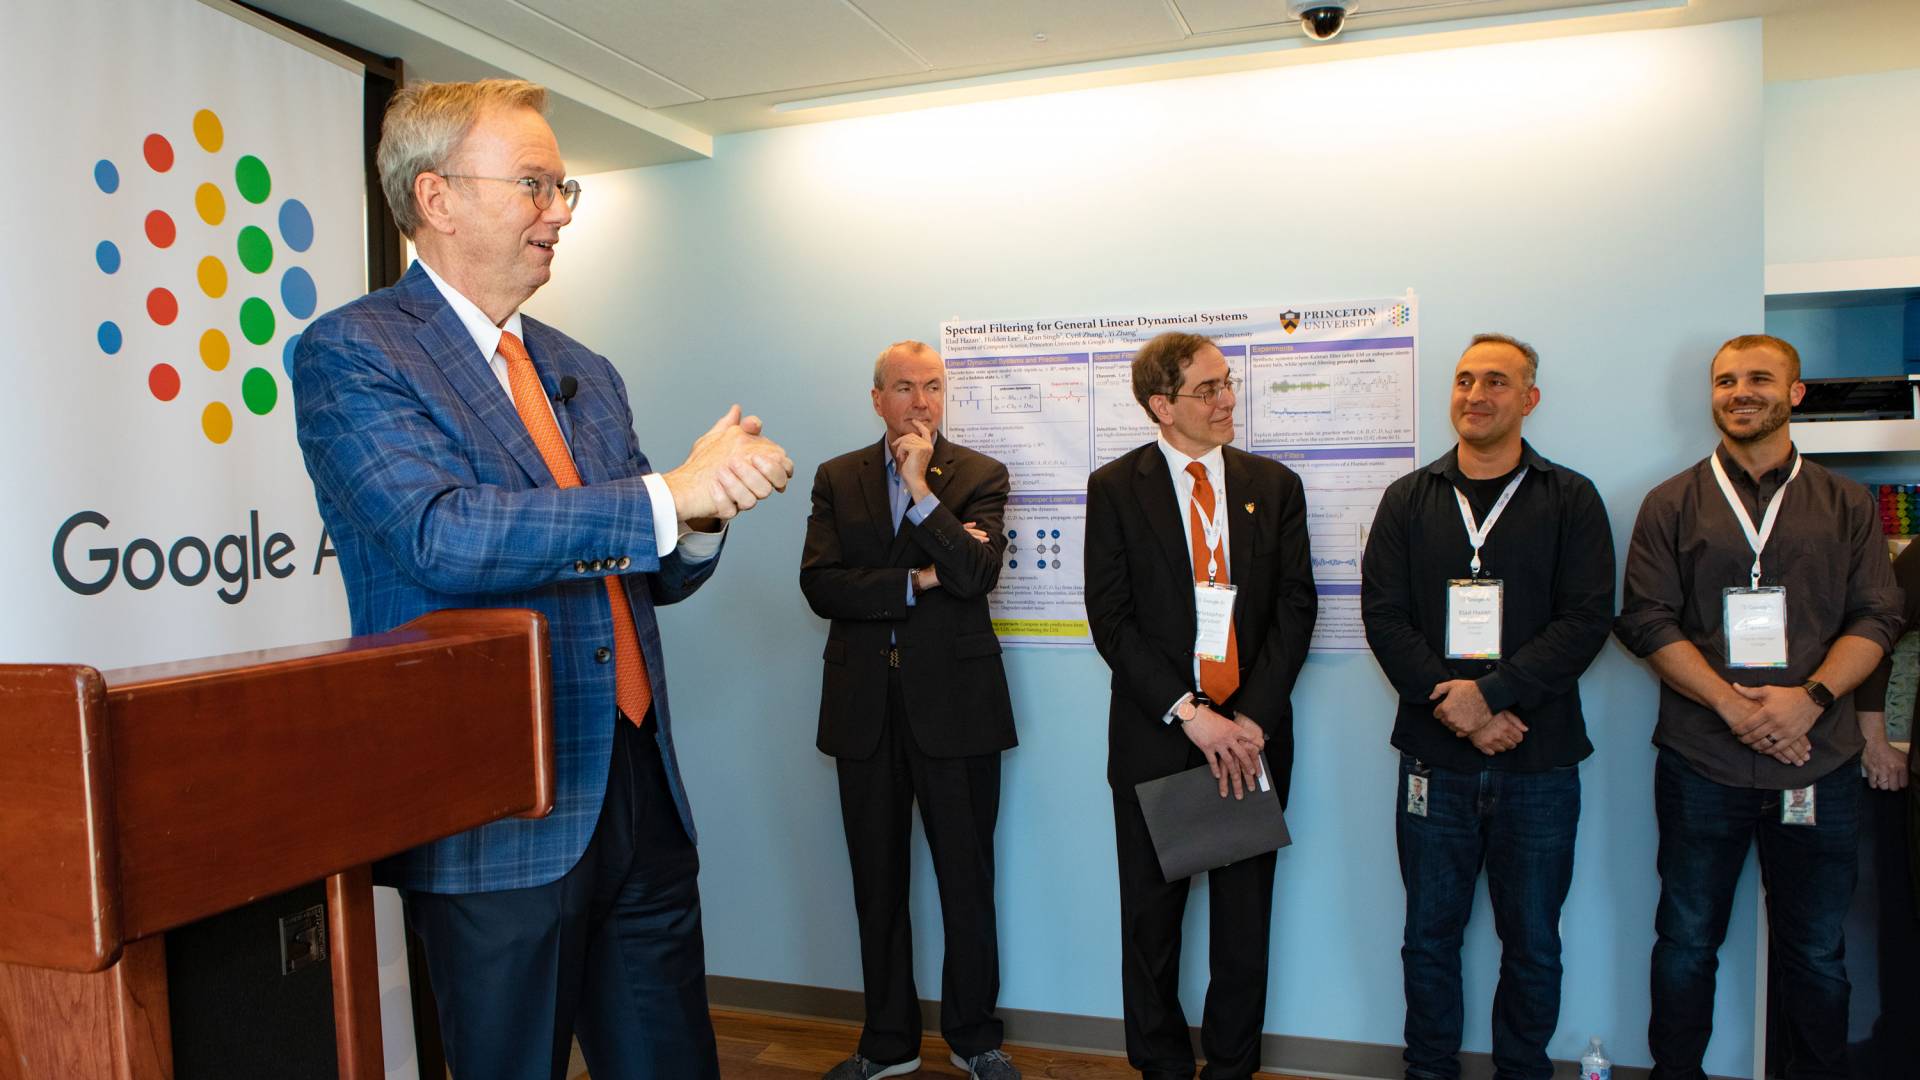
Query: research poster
[[940, 294, 1418, 650]]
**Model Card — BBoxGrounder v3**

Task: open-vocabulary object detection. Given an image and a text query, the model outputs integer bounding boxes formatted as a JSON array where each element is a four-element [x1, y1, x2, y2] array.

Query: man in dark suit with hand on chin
[[801, 340, 1020, 1080], [1084, 331, 1317, 1080]]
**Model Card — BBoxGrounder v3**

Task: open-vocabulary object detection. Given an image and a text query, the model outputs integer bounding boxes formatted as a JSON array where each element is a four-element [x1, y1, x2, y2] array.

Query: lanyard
[[1708, 451, 1802, 588], [1189, 470, 1227, 582], [1454, 467, 1528, 577]]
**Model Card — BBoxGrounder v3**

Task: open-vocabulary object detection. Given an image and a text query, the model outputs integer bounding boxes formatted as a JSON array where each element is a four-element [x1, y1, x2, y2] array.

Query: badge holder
[[1193, 581, 1238, 663], [1723, 586, 1789, 669], [1780, 785, 1816, 826], [1445, 579, 1504, 660]]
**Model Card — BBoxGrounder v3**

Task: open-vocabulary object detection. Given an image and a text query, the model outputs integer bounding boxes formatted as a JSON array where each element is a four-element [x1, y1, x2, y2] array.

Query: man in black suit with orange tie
[[1084, 331, 1317, 1080], [800, 340, 1020, 1080]]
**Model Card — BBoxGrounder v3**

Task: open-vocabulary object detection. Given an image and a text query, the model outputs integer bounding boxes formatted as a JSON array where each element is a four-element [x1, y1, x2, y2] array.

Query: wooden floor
[[672, 1008, 1306, 1079]]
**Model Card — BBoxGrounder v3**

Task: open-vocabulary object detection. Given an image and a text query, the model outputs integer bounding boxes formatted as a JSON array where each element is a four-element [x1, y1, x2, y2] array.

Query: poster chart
[[940, 294, 1418, 650]]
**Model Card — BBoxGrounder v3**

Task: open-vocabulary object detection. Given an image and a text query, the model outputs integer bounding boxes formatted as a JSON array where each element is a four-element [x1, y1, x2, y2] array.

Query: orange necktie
[[1186, 461, 1240, 703], [499, 331, 652, 726]]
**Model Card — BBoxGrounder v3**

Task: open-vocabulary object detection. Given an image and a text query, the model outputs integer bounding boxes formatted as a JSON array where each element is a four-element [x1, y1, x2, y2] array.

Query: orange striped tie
[[499, 331, 652, 726], [1186, 462, 1240, 703]]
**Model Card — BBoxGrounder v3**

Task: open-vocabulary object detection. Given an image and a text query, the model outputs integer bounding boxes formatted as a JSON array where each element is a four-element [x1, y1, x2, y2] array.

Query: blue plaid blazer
[[291, 262, 717, 894]]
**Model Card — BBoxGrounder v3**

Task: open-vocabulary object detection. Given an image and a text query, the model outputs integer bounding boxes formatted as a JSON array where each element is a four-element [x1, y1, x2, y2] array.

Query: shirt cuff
[[1163, 691, 1194, 726], [641, 473, 726, 561], [905, 492, 940, 526], [1475, 671, 1517, 715], [906, 569, 917, 607]]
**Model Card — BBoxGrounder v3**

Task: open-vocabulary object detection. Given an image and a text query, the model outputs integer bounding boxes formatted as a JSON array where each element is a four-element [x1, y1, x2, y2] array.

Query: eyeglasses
[[1168, 375, 1236, 404], [441, 173, 582, 211]]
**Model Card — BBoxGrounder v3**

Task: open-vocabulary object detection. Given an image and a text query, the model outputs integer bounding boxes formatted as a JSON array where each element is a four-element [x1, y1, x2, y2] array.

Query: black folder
[[1134, 763, 1292, 882]]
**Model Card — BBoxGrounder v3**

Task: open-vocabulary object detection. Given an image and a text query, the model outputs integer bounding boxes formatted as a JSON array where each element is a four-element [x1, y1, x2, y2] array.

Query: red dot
[[144, 210, 175, 248], [147, 287, 178, 326], [143, 134, 173, 172], [148, 363, 180, 402]]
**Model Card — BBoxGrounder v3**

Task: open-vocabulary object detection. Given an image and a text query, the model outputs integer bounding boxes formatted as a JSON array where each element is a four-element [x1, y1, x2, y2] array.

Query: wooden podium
[[0, 609, 554, 1079]]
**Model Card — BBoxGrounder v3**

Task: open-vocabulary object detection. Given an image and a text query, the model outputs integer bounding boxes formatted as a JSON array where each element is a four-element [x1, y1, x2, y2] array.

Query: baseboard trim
[[707, 975, 1660, 1080]]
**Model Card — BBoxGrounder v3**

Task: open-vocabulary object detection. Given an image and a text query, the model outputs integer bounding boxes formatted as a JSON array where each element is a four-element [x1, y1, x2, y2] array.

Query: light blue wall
[[1765, 67, 1920, 266], [530, 21, 1765, 1076]]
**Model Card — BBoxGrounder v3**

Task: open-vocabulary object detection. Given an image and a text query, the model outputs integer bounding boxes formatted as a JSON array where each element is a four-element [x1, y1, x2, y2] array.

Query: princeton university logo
[[1280, 310, 1302, 334]]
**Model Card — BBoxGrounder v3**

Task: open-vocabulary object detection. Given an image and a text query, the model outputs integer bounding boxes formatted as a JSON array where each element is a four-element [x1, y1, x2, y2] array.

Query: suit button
[[617, 556, 632, 569], [595, 647, 611, 663], [590, 559, 604, 571], [574, 560, 588, 573]]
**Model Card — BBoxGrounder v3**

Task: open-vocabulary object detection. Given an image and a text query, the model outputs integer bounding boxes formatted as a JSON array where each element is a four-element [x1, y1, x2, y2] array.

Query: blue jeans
[[1396, 755, 1580, 1080], [1649, 748, 1859, 1080]]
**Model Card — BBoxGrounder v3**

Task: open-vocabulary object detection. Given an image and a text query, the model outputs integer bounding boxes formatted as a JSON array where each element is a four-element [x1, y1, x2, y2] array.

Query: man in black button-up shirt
[[1616, 334, 1901, 1080], [1362, 333, 1615, 1080]]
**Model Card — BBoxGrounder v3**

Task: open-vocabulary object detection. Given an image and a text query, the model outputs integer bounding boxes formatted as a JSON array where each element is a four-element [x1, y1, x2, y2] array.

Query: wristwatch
[[1175, 692, 1213, 724], [1801, 680, 1835, 709]]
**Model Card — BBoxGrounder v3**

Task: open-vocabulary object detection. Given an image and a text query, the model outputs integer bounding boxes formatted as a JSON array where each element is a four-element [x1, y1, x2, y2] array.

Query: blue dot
[[282, 332, 302, 377], [94, 160, 119, 193], [1051, 529, 1061, 538], [1008, 530, 1018, 539], [1009, 560, 1018, 569], [98, 321, 122, 354], [95, 241, 120, 274], [281, 267, 317, 319], [279, 199, 314, 252]]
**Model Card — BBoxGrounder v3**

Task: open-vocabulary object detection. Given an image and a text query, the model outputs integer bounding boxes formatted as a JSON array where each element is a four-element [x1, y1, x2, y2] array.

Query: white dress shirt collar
[[1155, 434, 1226, 490], [417, 258, 525, 365]]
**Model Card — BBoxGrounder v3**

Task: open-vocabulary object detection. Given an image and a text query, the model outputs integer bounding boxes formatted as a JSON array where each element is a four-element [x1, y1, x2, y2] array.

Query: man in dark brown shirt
[[1616, 334, 1902, 1080]]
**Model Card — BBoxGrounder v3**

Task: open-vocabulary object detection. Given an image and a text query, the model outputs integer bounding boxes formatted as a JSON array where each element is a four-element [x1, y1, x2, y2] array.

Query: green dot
[[241, 367, 279, 416], [235, 155, 271, 204], [236, 226, 274, 274], [239, 298, 276, 345]]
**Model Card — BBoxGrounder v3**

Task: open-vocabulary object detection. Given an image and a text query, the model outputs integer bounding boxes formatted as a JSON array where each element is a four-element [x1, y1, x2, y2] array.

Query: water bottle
[[1580, 1037, 1612, 1080]]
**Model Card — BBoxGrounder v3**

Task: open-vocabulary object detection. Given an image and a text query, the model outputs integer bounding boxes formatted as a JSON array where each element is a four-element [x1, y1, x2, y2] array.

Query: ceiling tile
[[416, 0, 702, 106], [1172, 0, 1294, 35], [515, 0, 928, 100], [856, 0, 1189, 70]]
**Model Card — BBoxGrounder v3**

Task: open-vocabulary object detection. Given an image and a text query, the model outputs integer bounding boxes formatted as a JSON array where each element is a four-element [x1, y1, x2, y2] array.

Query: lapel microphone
[[555, 375, 578, 405]]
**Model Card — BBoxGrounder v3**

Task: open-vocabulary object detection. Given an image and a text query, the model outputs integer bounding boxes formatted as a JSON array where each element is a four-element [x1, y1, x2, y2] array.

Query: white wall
[[531, 20, 1765, 1076], [1766, 66, 1920, 266]]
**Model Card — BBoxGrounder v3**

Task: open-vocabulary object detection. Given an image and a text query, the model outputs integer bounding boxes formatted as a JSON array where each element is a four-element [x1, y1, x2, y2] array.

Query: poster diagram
[[941, 294, 1418, 649]]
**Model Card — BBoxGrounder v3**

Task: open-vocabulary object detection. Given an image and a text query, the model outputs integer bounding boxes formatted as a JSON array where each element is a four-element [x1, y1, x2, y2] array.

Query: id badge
[[1781, 785, 1816, 826], [1723, 587, 1788, 669], [1406, 773, 1429, 817], [1193, 582, 1238, 662], [1446, 579, 1503, 660]]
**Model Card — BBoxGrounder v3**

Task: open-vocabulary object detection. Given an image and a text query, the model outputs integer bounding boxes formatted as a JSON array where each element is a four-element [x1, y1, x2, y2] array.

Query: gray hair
[[872, 340, 939, 389], [1466, 332, 1539, 385], [376, 79, 548, 237]]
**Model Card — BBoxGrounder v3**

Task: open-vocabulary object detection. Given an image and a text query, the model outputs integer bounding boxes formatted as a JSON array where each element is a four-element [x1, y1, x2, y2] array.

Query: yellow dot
[[199, 328, 230, 371], [195, 183, 225, 226], [196, 256, 227, 299], [193, 109, 224, 153], [202, 402, 233, 444]]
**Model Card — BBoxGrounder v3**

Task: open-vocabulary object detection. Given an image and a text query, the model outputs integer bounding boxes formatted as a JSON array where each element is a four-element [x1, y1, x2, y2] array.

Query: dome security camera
[[1287, 0, 1354, 42]]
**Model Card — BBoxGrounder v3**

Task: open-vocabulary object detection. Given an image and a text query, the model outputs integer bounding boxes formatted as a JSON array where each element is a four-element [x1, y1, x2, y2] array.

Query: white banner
[[2, 2, 416, 1074], [940, 295, 1419, 649]]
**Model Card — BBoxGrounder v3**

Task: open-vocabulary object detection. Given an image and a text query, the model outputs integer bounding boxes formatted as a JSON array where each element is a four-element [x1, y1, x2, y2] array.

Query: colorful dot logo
[[1388, 303, 1413, 328], [92, 108, 320, 445]]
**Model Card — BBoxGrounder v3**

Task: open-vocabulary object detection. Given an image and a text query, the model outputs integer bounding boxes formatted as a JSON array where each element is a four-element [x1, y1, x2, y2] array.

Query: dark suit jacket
[[800, 435, 1017, 760], [1084, 442, 1317, 805]]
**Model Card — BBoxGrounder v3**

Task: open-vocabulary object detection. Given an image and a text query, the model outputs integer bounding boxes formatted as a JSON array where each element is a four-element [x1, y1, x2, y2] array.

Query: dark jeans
[[405, 715, 720, 1080], [1396, 755, 1579, 1080], [1649, 748, 1860, 1080]]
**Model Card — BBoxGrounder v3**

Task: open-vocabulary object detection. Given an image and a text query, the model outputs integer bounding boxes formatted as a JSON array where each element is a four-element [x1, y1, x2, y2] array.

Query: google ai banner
[[2, 0, 362, 669], [940, 294, 1419, 650]]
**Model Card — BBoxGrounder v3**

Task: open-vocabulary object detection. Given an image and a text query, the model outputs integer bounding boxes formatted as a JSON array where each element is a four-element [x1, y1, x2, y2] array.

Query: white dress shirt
[[1155, 434, 1230, 722], [418, 259, 720, 560]]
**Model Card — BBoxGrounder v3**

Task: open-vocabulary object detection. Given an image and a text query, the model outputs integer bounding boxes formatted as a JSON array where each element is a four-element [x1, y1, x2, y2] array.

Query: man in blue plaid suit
[[292, 79, 792, 1080]]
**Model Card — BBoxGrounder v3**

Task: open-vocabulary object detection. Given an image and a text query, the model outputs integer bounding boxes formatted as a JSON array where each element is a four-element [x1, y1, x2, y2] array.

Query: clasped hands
[[1717, 683, 1818, 767], [663, 405, 795, 525], [1430, 679, 1525, 756], [1181, 705, 1267, 800]]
